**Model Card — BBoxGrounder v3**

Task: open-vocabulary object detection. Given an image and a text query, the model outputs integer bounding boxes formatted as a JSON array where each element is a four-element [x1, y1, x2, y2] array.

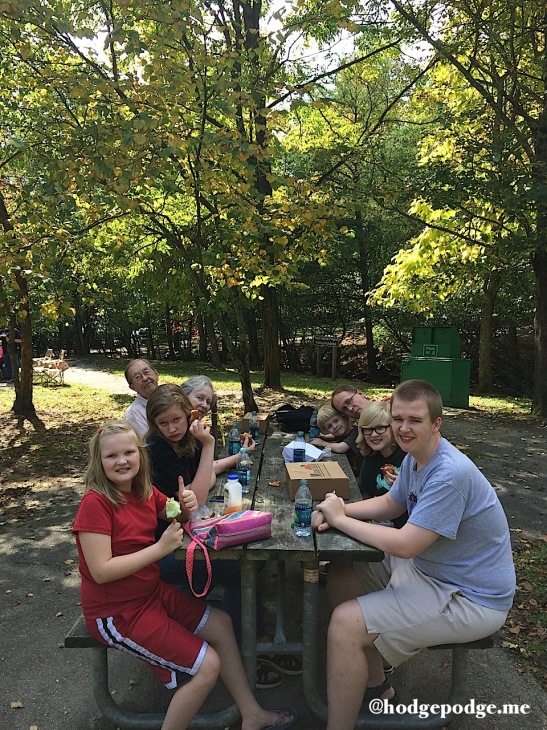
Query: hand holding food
[[240, 432, 256, 452], [380, 463, 399, 486], [190, 409, 200, 422], [159, 518, 183, 551], [189, 419, 215, 445]]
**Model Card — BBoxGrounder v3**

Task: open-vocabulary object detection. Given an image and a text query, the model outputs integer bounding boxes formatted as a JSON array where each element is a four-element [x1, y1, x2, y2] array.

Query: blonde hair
[[84, 421, 152, 506], [317, 403, 349, 432], [146, 383, 195, 456], [356, 402, 394, 456]]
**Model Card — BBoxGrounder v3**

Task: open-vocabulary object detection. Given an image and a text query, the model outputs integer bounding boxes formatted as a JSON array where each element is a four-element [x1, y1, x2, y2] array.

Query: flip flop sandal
[[258, 654, 303, 675], [256, 660, 283, 689], [383, 664, 395, 675], [363, 677, 397, 706], [261, 706, 298, 729]]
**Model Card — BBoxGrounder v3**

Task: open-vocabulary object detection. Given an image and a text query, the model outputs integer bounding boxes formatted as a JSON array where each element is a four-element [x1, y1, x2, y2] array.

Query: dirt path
[[62, 358, 133, 394]]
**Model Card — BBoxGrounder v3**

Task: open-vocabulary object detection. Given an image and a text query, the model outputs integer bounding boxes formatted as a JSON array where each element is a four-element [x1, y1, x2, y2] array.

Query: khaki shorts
[[355, 556, 508, 669]]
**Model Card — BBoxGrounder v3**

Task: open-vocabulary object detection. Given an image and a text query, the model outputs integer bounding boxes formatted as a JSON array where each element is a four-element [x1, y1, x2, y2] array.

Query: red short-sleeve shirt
[[73, 487, 167, 619]]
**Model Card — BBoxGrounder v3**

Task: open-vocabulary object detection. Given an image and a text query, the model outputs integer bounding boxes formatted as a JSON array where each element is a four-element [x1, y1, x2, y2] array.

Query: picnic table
[[66, 419, 494, 729], [32, 349, 69, 385], [177, 424, 383, 725]]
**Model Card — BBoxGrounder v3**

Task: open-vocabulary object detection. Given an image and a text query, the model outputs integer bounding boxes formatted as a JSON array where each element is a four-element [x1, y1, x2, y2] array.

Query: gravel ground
[[1, 362, 546, 730]]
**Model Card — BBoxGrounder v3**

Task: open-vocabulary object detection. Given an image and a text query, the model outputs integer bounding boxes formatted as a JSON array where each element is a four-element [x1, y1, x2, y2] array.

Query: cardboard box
[[285, 461, 349, 500], [240, 412, 270, 435]]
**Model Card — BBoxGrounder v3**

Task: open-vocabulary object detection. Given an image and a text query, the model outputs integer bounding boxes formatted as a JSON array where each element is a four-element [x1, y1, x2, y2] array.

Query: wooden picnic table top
[[178, 422, 383, 564]]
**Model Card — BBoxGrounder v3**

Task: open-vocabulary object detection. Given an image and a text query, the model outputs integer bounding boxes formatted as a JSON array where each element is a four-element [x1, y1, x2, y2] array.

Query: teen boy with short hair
[[313, 379, 515, 730]]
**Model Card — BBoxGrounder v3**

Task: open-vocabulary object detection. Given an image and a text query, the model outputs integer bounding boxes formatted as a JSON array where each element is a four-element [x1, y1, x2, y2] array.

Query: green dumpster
[[401, 327, 471, 408]]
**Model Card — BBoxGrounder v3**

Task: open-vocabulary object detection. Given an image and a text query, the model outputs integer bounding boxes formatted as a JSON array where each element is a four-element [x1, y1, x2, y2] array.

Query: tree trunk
[[262, 286, 282, 388], [204, 313, 221, 368], [477, 270, 502, 394], [0, 194, 36, 418], [216, 297, 257, 412], [197, 314, 207, 360], [355, 211, 379, 381], [166, 306, 176, 360], [11, 274, 36, 418], [245, 309, 261, 367], [532, 250, 547, 414]]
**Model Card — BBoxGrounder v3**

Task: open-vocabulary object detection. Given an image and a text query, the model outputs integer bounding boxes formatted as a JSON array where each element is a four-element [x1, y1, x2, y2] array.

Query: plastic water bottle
[[224, 474, 242, 514], [320, 446, 332, 461], [294, 480, 312, 537], [293, 431, 306, 462], [236, 447, 252, 494], [249, 411, 259, 441], [309, 409, 320, 439], [227, 422, 241, 456]]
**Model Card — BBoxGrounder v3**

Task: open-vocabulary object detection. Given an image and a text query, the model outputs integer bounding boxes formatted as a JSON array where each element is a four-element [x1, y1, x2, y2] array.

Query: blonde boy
[[312, 404, 362, 476]]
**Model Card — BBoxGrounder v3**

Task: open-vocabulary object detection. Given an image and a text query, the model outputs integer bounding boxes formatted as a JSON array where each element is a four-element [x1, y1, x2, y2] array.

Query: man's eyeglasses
[[342, 391, 358, 411], [361, 425, 390, 436], [132, 368, 153, 383]]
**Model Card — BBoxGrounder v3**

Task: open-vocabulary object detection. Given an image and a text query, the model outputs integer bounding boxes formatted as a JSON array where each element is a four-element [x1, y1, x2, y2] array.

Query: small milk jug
[[224, 474, 243, 515]]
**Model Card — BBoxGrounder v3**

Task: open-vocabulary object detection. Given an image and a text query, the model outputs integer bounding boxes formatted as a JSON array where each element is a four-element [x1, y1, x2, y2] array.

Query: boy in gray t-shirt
[[312, 380, 515, 730]]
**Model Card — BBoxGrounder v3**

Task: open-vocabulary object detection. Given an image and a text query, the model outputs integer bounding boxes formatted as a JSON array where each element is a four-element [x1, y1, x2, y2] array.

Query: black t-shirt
[[358, 445, 408, 528], [147, 433, 202, 538]]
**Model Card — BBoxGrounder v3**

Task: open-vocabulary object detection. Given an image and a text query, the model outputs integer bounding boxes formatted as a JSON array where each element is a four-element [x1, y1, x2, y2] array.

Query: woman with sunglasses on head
[[356, 402, 408, 529], [181, 376, 256, 476]]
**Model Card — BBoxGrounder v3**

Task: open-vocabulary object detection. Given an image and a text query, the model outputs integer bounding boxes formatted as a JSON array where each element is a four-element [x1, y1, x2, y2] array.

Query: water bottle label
[[249, 425, 259, 438], [228, 440, 241, 456], [237, 467, 251, 486], [293, 447, 305, 462], [294, 503, 312, 527]]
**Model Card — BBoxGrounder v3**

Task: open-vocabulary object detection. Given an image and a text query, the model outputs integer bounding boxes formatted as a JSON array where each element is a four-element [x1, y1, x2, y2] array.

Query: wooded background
[[1, 0, 545, 415]]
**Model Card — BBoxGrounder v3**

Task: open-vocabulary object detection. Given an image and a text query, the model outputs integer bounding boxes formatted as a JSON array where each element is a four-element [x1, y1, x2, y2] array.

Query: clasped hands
[[312, 491, 346, 532]]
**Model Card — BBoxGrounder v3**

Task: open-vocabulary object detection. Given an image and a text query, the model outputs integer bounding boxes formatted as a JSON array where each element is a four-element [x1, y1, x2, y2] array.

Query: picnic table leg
[[90, 646, 165, 729], [241, 552, 257, 687], [302, 559, 328, 722], [273, 560, 287, 647]]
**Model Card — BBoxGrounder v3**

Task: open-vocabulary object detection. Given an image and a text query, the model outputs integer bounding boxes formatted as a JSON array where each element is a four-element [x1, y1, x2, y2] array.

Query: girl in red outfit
[[73, 421, 295, 730]]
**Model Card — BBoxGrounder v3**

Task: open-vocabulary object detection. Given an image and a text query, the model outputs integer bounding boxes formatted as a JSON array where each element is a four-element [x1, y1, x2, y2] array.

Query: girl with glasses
[[356, 402, 408, 529]]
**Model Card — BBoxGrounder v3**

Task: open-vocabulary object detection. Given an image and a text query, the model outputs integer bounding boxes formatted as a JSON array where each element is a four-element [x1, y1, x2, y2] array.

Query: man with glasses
[[331, 383, 373, 420], [124, 358, 160, 437]]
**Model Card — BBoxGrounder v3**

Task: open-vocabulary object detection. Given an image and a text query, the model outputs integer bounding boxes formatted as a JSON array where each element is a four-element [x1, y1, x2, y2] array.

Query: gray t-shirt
[[390, 438, 515, 611]]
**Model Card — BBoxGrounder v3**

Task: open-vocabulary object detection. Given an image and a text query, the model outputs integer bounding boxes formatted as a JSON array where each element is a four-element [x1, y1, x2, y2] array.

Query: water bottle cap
[[227, 474, 239, 480], [240, 447, 247, 453], [299, 479, 308, 487]]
